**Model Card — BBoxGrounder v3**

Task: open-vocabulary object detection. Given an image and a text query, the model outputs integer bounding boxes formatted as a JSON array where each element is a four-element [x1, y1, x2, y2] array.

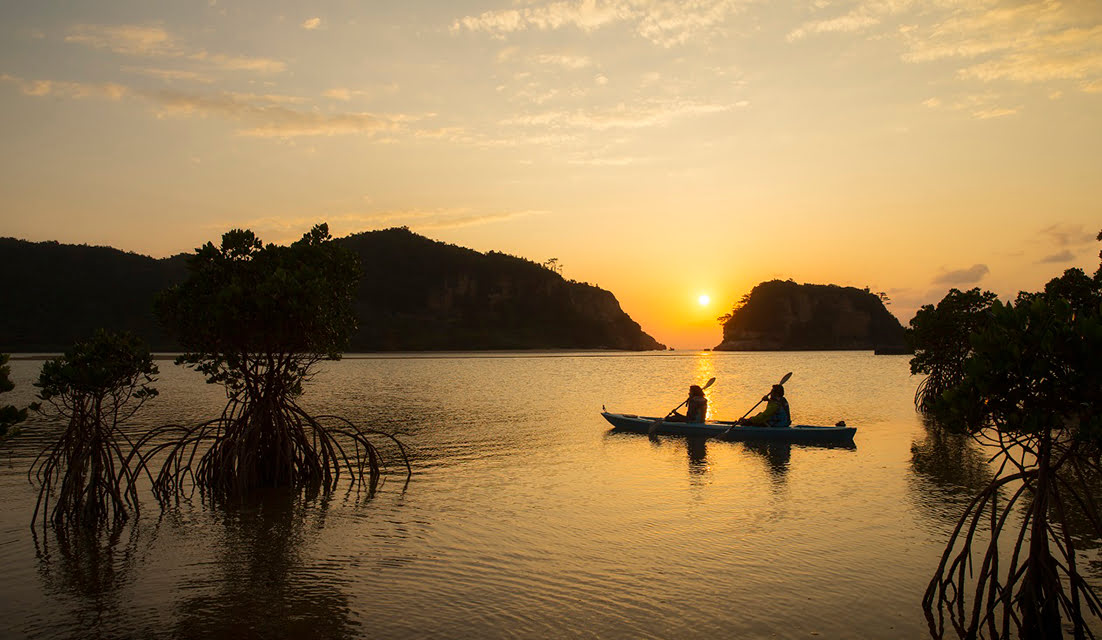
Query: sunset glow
[[698, 295, 711, 307], [1, 1, 1100, 348]]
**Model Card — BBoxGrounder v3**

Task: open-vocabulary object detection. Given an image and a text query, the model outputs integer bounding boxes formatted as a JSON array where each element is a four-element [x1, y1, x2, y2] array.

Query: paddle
[[720, 372, 792, 438], [649, 377, 716, 436]]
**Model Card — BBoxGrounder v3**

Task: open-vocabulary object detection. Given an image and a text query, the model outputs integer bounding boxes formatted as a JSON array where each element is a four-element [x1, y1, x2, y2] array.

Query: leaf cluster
[[156, 224, 361, 393], [35, 330, 158, 421], [913, 233, 1102, 439]]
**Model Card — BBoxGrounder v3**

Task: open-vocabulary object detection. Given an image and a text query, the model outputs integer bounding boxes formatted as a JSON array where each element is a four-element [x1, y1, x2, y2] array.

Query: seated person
[[666, 385, 708, 423], [737, 384, 791, 427]]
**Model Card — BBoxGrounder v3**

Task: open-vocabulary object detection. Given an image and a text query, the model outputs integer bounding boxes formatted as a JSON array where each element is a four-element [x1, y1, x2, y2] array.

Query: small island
[[713, 279, 908, 352]]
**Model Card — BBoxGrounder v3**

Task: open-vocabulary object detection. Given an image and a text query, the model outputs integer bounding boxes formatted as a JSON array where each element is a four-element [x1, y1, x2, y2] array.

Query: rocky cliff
[[713, 280, 907, 352]]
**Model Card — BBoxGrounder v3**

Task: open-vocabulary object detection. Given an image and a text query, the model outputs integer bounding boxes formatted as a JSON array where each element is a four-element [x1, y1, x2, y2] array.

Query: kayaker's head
[[770, 384, 785, 399], [689, 385, 704, 397]]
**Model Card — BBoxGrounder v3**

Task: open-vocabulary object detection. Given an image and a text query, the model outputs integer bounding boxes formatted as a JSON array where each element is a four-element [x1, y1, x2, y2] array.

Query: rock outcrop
[[713, 280, 907, 352]]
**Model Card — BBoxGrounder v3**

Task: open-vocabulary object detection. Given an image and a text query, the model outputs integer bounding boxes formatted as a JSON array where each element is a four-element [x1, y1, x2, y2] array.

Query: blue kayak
[[601, 412, 856, 443]]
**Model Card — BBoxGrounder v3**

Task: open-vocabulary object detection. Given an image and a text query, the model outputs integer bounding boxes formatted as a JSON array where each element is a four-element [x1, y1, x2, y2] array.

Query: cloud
[[187, 51, 286, 73], [66, 24, 177, 56], [452, 0, 751, 48], [65, 24, 286, 74], [0, 73, 129, 100], [933, 263, 990, 285], [1039, 249, 1075, 263], [972, 106, 1018, 119], [900, 1, 1102, 91], [149, 89, 413, 137], [500, 98, 730, 131], [122, 66, 215, 83], [216, 209, 546, 242], [787, 11, 880, 42], [323, 88, 352, 101], [786, 0, 1102, 95], [302, 17, 322, 30], [2, 73, 423, 138], [535, 53, 593, 69], [1039, 222, 1097, 247]]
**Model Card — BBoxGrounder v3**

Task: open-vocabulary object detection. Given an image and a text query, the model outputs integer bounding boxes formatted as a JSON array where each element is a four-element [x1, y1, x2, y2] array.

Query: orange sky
[[1, 1, 1100, 347]]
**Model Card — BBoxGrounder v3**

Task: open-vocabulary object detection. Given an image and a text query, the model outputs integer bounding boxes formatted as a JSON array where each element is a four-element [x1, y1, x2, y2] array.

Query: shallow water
[[0, 351, 1091, 638]]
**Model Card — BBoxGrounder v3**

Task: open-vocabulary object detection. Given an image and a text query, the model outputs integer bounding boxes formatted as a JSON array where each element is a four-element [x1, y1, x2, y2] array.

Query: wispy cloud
[[323, 88, 352, 101], [501, 98, 730, 130], [933, 263, 990, 285], [787, 0, 1102, 95], [972, 106, 1018, 119], [65, 24, 286, 74], [1039, 249, 1075, 263], [66, 24, 177, 56], [122, 66, 215, 84], [535, 53, 594, 69], [452, 0, 752, 48], [149, 90, 415, 137], [900, 1, 1102, 90], [1039, 222, 1097, 247], [1, 73, 424, 138], [0, 73, 129, 99], [787, 10, 880, 42], [302, 17, 322, 30], [214, 209, 547, 242]]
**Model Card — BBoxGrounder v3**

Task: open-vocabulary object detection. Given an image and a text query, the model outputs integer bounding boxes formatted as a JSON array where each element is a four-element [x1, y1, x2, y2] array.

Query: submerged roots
[[923, 435, 1102, 639], [29, 413, 144, 533], [139, 398, 410, 501]]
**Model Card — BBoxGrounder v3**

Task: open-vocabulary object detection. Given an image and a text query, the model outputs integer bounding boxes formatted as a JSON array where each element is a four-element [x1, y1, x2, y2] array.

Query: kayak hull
[[601, 412, 856, 443]]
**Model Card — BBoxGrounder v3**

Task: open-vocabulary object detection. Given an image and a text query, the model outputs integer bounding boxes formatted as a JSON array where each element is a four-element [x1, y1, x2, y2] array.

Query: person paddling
[[666, 385, 708, 423], [736, 384, 791, 428]]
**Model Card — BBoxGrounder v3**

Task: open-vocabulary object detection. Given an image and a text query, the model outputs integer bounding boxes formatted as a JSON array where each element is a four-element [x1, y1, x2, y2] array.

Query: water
[[0, 351, 1077, 638]]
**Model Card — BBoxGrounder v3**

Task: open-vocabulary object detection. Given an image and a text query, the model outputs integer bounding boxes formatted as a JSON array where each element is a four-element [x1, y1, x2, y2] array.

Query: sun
[[698, 294, 710, 306]]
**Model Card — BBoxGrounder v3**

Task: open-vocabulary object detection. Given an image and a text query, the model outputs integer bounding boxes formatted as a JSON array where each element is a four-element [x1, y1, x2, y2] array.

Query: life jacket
[[767, 397, 792, 428], [687, 395, 708, 422]]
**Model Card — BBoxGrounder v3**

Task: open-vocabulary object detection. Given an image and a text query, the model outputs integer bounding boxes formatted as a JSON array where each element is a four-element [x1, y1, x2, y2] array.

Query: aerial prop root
[[923, 446, 1102, 639], [134, 398, 410, 500], [29, 416, 147, 533]]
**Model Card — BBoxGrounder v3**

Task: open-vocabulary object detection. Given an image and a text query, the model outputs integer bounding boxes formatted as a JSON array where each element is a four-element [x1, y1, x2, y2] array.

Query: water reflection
[[741, 441, 791, 481], [685, 436, 709, 475], [907, 421, 996, 529], [171, 491, 357, 640], [34, 525, 144, 636]]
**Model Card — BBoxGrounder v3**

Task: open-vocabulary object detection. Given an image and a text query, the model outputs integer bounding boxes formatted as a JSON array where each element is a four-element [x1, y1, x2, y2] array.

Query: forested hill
[[0, 229, 665, 352], [714, 280, 908, 352]]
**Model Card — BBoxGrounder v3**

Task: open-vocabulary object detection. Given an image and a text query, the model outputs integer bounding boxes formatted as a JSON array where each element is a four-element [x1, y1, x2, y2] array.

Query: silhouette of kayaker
[[666, 385, 708, 423], [736, 384, 792, 427]]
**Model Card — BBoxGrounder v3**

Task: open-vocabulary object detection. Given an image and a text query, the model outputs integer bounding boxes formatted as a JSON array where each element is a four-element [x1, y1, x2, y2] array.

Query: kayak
[[601, 412, 857, 443]]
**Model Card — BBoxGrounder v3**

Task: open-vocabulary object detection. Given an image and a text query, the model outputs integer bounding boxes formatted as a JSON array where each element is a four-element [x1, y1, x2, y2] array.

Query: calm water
[[0, 351, 1083, 638]]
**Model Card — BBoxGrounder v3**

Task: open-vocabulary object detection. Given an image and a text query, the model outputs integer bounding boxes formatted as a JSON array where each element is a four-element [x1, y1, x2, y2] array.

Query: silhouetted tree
[[29, 331, 158, 531], [1, 353, 27, 440], [909, 288, 998, 416], [919, 231, 1102, 640], [144, 224, 408, 499]]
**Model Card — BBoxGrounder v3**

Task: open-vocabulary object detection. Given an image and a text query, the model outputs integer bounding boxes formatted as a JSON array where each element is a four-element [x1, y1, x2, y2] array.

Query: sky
[[1, 0, 1100, 348]]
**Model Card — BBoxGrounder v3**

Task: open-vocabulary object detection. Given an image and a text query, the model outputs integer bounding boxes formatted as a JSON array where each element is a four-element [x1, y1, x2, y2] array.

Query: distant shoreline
[[8, 348, 911, 361]]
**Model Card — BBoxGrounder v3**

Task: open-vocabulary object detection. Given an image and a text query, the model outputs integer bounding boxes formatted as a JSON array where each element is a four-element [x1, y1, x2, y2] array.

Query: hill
[[0, 229, 664, 352], [713, 279, 908, 352]]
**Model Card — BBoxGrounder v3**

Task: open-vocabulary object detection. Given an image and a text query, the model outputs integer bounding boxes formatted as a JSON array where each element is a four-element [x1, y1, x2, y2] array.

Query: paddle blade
[[702, 377, 716, 390], [778, 372, 793, 385]]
